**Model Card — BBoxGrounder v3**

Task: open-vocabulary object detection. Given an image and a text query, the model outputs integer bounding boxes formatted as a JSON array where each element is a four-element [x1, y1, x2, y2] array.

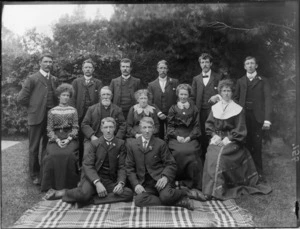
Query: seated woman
[[202, 79, 272, 200], [126, 89, 160, 138], [167, 84, 203, 191], [41, 83, 80, 192]]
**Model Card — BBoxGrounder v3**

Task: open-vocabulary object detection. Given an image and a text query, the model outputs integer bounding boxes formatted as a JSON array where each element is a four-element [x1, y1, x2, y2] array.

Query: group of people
[[17, 52, 272, 211]]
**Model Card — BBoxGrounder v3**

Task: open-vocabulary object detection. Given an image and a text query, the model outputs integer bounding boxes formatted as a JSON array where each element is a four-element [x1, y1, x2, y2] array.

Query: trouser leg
[[245, 111, 263, 175]]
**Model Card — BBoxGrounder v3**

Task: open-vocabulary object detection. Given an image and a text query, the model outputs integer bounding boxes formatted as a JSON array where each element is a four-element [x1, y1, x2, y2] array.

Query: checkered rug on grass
[[13, 198, 254, 228]]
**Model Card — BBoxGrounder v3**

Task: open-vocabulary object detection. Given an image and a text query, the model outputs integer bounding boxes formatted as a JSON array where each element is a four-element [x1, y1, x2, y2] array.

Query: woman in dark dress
[[126, 89, 160, 138], [202, 79, 272, 200], [167, 84, 203, 190], [41, 83, 80, 192]]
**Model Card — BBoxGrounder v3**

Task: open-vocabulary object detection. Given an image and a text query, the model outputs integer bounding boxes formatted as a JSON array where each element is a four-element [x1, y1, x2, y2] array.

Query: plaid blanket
[[13, 199, 253, 228]]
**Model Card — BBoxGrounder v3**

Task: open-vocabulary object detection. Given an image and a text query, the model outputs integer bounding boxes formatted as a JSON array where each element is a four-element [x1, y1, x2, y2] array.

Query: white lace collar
[[177, 101, 190, 109], [211, 100, 242, 119], [133, 104, 155, 115]]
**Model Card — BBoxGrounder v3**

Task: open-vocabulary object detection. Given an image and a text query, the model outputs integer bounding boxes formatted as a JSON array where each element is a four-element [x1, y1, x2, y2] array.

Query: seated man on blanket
[[126, 117, 205, 211], [44, 117, 133, 207]]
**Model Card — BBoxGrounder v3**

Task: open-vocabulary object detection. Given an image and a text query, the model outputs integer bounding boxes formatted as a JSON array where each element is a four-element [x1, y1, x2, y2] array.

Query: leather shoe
[[175, 197, 194, 211], [187, 189, 206, 201]]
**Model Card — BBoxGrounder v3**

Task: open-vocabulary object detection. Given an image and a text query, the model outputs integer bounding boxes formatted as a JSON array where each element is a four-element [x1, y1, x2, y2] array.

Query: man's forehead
[[140, 122, 153, 127], [102, 121, 114, 126], [101, 89, 112, 94]]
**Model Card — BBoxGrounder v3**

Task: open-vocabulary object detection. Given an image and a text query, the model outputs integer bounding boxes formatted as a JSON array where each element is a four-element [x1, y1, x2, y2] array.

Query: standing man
[[81, 86, 126, 157], [126, 117, 196, 210], [234, 56, 272, 181], [148, 60, 179, 140], [110, 58, 141, 119], [17, 53, 58, 185], [70, 59, 103, 165], [44, 117, 133, 207], [191, 53, 221, 162]]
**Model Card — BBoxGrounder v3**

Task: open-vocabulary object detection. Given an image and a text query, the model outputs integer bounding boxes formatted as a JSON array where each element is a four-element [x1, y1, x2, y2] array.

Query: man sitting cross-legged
[[126, 117, 198, 210], [44, 117, 133, 207]]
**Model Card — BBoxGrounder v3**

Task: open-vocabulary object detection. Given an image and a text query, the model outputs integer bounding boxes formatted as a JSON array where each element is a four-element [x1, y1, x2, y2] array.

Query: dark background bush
[[2, 3, 297, 146]]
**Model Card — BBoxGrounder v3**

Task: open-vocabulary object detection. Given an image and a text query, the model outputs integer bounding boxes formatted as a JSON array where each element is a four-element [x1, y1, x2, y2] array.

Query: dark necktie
[[202, 74, 208, 78], [143, 141, 147, 149]]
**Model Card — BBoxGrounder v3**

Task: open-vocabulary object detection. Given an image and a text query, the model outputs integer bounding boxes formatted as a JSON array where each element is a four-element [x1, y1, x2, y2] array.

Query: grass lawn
[[1, 137, 298, 228]]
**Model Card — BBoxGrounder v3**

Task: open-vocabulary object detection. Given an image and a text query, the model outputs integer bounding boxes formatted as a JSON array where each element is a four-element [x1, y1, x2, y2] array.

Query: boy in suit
[[70, 59, 103, 165], [110, 58, 141, 119], [44, 117, 133, 207], [234, 56, 272, 180], [147, 60, 179, 139], [18, 53, 58, 185], [126, 117, 198, 210], [191, 53, 221, 161]]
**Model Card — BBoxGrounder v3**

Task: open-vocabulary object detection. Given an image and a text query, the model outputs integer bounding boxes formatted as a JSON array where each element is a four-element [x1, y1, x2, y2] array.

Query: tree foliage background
[[2, 3, 297, 146]]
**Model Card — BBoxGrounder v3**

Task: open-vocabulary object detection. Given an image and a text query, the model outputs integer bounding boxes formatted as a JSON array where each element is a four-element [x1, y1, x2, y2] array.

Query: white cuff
[[264, 120, 271, 125]]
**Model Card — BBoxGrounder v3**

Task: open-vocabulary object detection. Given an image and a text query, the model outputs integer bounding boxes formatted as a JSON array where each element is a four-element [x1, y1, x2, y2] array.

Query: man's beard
[[101, 99, 111, 106]]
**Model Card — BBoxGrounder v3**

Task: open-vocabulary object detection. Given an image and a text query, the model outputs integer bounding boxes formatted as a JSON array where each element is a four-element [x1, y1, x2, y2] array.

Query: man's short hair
[[55, 83, 74, 98], [176, 84, 192, 97], [198, 53, 213, 63], [39, 53, 53, 62], [157, 60, 168, 68], [82, 59, 95, 68], [244, 56, 257, 64], [101, 117, 116, 128], [120, 58, 132, 67], [99, 86, 113, 97], [139, 117, 154, 127]]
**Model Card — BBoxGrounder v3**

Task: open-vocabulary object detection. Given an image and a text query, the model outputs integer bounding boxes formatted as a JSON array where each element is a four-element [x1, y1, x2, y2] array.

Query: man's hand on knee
[[95, 182, 107, 197], [135, 184, 146, 194]]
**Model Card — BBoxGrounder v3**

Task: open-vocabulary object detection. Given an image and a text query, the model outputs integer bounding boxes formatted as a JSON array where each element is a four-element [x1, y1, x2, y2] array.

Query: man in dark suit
[[147, 60, 179, 139], [110, 58, 141, 119], [234, 56, 272, 180], [81, 86, 126, 158], [17, 53, 58, 185], [126, 117, 194, 210], [44, 117, 133, 206], [191, 53, 221, 162], [70, 59, 103, 165]]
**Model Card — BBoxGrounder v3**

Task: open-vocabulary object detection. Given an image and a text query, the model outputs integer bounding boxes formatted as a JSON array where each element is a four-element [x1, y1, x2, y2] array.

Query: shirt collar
[[84, 75, 92, 81], [246, 71, 257, 78], [39, 69, 49, 77], [202, 69, 211, 77], [122, 75, 131, 80], [141, 136, 149, 144], [104, 136, 114, 142], [158, 76, 167, 82]]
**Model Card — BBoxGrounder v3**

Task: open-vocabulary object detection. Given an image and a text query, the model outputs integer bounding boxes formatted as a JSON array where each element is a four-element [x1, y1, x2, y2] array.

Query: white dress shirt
[[246, 71, 257, 81], [202, 70, 211, 86], [40, 69, 50, 78], [159, 76, 167, 92]]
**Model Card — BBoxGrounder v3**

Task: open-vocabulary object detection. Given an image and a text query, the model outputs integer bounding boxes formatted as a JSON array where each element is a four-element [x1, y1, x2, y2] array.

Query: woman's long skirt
[[202, 143, 272, 200]]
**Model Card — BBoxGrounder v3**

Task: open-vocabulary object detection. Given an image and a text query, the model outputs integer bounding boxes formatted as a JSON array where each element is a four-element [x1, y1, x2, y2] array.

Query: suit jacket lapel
[[144, 136, 154, 154], [250, 76, 261, 88], [154, 78, 163, 93], [37, 72, 47, 87], [198, 74, 204, 86], [206, 73, 214, 87], [137, 137, 145, 153]]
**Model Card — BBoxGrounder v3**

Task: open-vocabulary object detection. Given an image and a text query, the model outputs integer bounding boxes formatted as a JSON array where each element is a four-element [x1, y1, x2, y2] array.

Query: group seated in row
[[42, 80, 271, 210]]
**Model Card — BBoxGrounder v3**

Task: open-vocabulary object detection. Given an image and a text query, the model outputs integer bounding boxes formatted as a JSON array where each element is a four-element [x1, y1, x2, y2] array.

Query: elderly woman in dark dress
[[167, 84, 203, 190], [41, 83, 80, 192], [202, 79, 271, 200], [126, 89, 160, 138]]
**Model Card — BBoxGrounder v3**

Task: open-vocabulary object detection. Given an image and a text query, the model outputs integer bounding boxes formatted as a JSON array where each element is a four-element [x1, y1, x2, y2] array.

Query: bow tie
[[202, 74, 209, 78]]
